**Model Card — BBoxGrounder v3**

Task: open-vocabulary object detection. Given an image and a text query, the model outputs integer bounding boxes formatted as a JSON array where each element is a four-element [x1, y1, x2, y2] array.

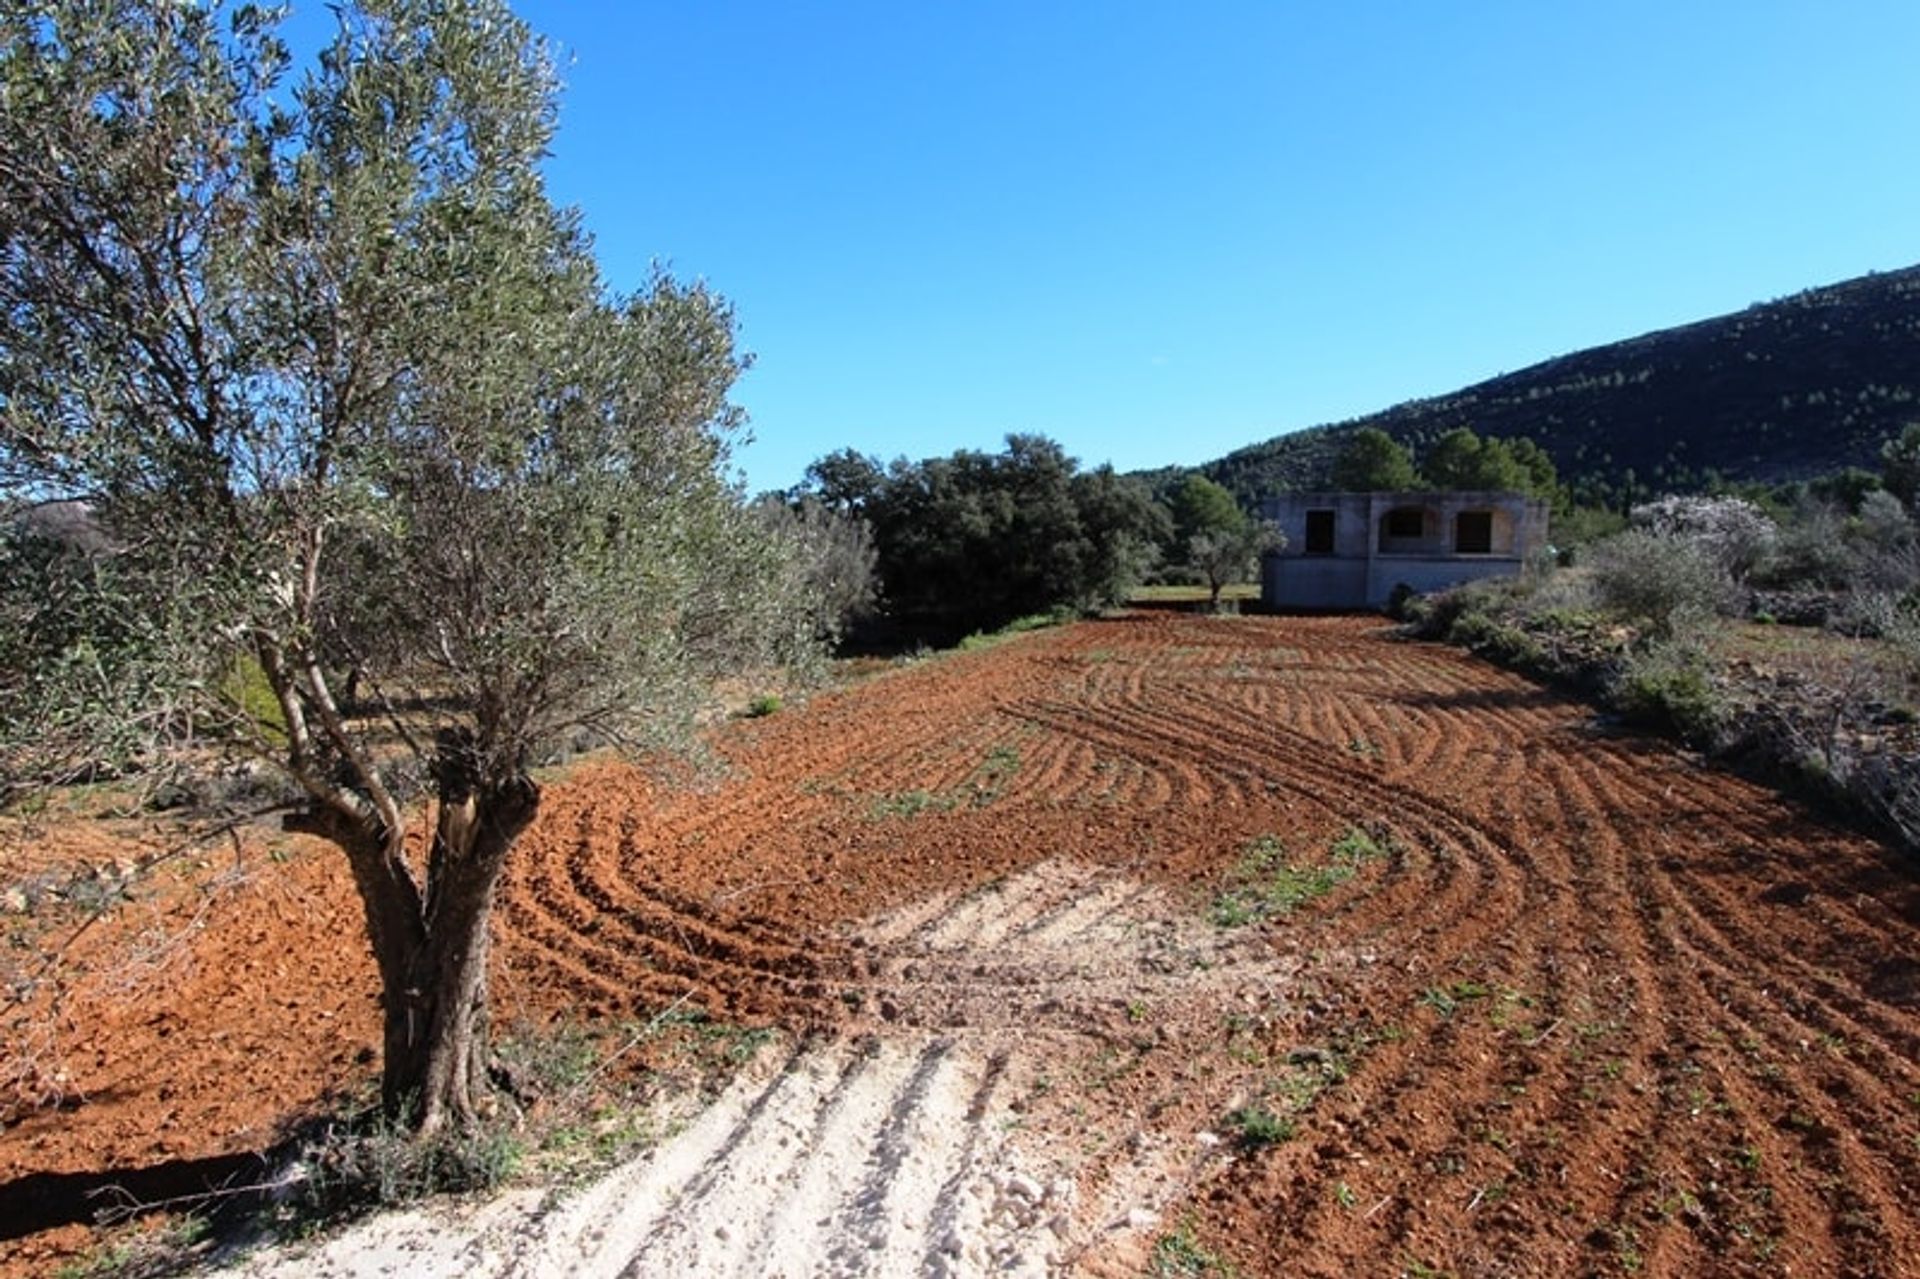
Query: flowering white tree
[[1629, 495, 1777, 582]]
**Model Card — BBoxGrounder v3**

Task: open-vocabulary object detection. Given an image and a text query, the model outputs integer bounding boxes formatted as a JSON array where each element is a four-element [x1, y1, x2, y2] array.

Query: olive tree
[[1169, 475, 1281, 610], [0, 0, 816, 1134]]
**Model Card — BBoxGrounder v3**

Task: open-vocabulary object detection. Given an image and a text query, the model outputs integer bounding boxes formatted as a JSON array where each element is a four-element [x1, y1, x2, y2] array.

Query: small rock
[[1, 887, 28, 914], [1126, 1207, 1161, 1230], [1006, 1172, 1042, 1202], [1195, 1130, 1222, 1148]]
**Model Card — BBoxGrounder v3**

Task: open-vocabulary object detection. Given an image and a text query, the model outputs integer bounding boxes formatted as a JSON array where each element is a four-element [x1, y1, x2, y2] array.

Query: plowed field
[[6, 613, 1920, 1277]]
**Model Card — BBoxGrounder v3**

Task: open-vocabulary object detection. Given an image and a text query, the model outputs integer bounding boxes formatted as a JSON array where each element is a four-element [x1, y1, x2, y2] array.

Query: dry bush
[[1587, 530, 1739, 637]]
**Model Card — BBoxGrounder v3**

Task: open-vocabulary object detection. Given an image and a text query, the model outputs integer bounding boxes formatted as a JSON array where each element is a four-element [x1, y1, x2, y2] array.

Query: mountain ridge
[[1152, 262, 1920, 503]]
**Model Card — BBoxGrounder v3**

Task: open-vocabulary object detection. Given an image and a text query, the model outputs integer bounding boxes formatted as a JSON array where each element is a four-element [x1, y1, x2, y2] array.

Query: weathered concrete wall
[[1263, 553, 1371, 609], [1259, 490, 1548, 610]]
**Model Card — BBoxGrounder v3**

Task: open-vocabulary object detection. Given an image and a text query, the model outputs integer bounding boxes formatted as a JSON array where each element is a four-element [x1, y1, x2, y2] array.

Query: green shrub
[[1224, 1103, 1295, 1149], [1550, 505, 1628, 560], [744, 693, 782, 717], [1406, 576, 1517, 641], [297, 1108, 525, 1217], [1148, 1224, 1237, 1278], [1753, 504, 1854, 589], [1612, 639, 1724, 745], [1587, 530, 1736, 637], [1438, 598, 1550, 674]]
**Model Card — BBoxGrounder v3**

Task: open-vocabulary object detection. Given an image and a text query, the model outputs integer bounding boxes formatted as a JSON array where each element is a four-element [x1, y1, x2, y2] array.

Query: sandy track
[[6, 613, 1919, 1277], [225, 856, 1299, 1277]]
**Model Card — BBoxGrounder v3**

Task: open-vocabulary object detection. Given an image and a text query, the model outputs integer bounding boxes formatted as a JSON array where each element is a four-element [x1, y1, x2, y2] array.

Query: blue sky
[[326, 2, 1920, 494]]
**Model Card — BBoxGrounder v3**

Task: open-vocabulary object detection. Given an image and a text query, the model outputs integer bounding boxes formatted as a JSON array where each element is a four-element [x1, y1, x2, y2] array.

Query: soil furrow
[[14, 612, 1920, 1279]]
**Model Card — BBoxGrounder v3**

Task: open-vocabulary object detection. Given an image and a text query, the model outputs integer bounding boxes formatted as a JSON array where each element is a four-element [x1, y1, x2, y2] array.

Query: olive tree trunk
[[315, 742, 539, 1132]]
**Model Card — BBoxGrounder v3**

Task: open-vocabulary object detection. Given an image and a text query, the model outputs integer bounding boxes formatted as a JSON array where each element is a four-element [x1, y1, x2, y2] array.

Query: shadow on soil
[[0, 1149, 272, 1240], [1388, 685, 1570, 712]]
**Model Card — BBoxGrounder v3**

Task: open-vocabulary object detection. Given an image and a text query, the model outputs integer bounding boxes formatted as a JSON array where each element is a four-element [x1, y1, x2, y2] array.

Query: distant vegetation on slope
[[1150, 263, 1920, 505]]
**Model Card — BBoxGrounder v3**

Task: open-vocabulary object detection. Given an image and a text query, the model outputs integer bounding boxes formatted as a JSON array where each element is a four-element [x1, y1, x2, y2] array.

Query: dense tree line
[[793, 435, 1167, 641], [1329, 427, 1560, 499]]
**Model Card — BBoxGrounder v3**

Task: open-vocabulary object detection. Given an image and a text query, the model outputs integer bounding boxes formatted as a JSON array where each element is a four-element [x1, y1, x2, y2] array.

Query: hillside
[[1168, 263, 1920, 503]]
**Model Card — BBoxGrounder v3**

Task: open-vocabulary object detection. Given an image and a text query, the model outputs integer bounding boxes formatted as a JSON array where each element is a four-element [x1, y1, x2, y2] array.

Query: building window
[[1384, 507, 1424, 539], [1304, 509, 1335, 554], [1455, 510, 1494, 554]]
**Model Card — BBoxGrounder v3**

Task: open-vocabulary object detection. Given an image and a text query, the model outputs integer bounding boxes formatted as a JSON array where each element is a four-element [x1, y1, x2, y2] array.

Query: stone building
[[1259, 490, 1549, 610]]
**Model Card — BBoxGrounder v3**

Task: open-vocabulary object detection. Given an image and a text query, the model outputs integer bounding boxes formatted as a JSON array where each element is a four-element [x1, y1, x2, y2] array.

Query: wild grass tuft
[[1148, 1222, 1238, 1277]]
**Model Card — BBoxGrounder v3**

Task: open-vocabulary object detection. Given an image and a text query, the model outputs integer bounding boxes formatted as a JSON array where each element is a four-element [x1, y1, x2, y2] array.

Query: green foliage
[[0, 519, 190, 798], [1186, 520, 1283, 611], [1753, 500, 1854, 589], [1210, 833, 1371, 926], [1224, 1103, 1295, 1149], [1588, 530, 1737, 637], [1170, 475, 1245, 545], [1419, 982, 1487, 1018], [1148, 1224, 1238, 1278], [298, 1106, 527, 1217], [744, 694, 782, 718], [1848, 491, 1920, 594], [1421, 427, 1558, 497], [1329, 825, 1392, 863], [1807, 466, 1885, 513], [956, 611, 1065, 651], [0, 0, 831, 1134], [869, 788, 953, 819], [1882, 423, 1920, 512], [1506, 436, 1562, 498], [1330, 427, 1419, 491], [1400, 576, 1526, 642], [1163, 465, 1281, 609], [1423, 427, 1510, 490], [53, 1214, 212, 1279], [1550, 503, 1628, 556], [217, 656, 290, 747], [794, 437, 1164, 641], [1612, 639, 1725, 745], [1447, 610, 1548, 672], [754, 496, 877, 647]]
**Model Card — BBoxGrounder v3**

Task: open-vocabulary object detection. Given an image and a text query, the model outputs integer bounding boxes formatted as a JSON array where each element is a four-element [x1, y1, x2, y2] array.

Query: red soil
[[4, 613, 1918, 1276]]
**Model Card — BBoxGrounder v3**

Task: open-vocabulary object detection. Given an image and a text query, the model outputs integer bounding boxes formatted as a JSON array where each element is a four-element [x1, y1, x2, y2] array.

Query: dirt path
[[6, 613, 1919, 1276], [226, 856, 1303, 1278]]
